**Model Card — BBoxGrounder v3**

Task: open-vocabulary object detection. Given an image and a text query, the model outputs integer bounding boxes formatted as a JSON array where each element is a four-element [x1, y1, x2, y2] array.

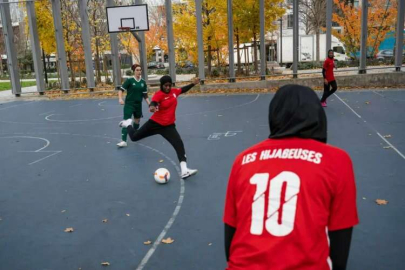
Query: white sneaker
[[117, 141, 127, 147], [119, 119, 133, 128], [181, 168, 198, 179]]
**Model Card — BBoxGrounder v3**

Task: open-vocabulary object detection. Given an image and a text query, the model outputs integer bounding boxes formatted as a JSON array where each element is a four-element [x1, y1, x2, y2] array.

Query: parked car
[[375, 49, 405, 61], [147, 61, 165, 69], [376, 49, 394, 61], [176, 60, 195, 69]]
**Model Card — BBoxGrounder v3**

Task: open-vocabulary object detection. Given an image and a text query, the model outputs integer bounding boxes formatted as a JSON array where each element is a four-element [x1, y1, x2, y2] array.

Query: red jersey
[[223, 137, 358, 270], [323, 57, 335, 82], [151, 88, 182, 126]]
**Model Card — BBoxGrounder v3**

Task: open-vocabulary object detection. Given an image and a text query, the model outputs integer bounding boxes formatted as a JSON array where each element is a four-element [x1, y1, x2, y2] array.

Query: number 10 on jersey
[[250, 172, 301, 237]]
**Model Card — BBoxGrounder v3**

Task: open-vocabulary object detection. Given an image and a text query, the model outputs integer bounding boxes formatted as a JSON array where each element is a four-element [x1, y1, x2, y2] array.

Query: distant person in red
[[224, 84, 359, 270], [119, 75, 199, 179], [321, 49, 337, 107]]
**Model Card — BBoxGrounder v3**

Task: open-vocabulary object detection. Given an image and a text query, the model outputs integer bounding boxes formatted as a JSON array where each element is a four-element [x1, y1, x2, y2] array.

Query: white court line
[[0, 136, 62, 165], [335, 93, 405, 160], [376, 132, 405, 160], [334, 94, 362, 119], [372, 91, 385, 98], [69, 104, 82, 108], [39, 110, 55, 116], [179, 94, 260, 117], [0, 101, 36, 111], [45, 114, 121, 122], [3, 131, 186, 269]]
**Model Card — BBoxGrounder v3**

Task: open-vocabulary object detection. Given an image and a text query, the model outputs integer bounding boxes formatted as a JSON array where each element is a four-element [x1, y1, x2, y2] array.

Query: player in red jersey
[[224, 84, 358, 270], [119, 75, 199, 179], [321, 49, 338, 107]]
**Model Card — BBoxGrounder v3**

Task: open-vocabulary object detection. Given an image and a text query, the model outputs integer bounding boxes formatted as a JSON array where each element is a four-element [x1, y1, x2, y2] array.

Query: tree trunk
[[67, 51, 75, 83], [236, 29, 242, 74], [253, 34, 258, 73], [216, 48, 221, 74], [95, 37, 101, 84], [207, 43, 212, 75], [316, 30, 320, 62]]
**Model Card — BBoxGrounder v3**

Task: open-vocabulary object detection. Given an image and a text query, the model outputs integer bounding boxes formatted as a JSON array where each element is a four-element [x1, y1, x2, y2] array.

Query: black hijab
[[160, 75, 172, 91], [269, 84, 327, 143]]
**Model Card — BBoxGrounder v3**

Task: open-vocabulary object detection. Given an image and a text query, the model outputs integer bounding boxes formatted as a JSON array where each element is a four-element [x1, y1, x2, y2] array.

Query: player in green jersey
[[117, 64, 150, 147]]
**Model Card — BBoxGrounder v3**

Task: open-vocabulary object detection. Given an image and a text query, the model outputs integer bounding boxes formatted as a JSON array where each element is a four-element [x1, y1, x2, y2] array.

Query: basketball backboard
[[106, 4, 149, 33]]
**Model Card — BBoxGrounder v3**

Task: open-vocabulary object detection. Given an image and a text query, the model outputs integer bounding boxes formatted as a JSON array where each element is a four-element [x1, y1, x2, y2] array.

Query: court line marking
[[0, 135, 62, 165], [335, 93, 405, 160], [0, 132, 185, 269], [0, 101, 36, 111]]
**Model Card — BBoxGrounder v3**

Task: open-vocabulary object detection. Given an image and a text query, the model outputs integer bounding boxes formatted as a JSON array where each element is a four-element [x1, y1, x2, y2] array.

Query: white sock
[[180, 161, 188, 174]]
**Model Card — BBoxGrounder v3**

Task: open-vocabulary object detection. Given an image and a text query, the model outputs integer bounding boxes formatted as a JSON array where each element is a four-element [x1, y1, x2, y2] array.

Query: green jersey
[[121, 77, 147, 103]]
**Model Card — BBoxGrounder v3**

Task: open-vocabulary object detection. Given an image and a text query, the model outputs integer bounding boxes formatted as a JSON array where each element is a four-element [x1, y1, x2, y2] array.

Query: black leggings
[[321, 80, 338, 102], [127, 119, 187, 162]]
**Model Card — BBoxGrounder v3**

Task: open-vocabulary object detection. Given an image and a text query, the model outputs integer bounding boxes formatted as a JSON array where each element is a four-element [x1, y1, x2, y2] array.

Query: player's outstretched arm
[[180, 77, 200, 94], [328, 227, 353, 270], [149, 101, 158, 112], [224, 223, 236, 262]]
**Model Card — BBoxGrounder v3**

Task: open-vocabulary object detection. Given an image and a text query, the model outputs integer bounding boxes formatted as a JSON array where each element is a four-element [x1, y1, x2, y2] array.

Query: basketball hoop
[[118, 27, 132, 32]]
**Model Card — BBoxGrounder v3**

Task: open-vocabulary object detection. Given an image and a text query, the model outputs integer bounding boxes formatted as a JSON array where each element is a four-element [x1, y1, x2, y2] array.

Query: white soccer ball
[[154, 168, 170, 184]]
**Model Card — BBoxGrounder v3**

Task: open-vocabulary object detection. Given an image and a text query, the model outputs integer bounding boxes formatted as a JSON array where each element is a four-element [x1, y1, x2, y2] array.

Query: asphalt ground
[[0, 90, 404, 270]]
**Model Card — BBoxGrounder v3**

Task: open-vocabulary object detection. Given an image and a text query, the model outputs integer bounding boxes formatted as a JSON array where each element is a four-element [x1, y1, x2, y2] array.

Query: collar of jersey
[[133, 77, 142, 83]]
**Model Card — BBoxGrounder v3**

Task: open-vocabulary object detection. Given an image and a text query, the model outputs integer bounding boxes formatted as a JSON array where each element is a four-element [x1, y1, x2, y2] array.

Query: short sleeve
[[328, 152, 359, 231], [151, 91, 161, 103], [223, 157, 241, 227], [174, 88, 182, 97], [121, 79, 130, 91]]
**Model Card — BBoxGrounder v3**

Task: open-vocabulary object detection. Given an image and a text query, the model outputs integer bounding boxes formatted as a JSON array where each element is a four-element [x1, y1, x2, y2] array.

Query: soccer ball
[[154, 168, 170, 184]]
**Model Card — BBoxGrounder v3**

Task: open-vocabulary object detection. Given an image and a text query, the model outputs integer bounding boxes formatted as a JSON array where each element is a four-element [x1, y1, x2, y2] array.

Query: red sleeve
[[323, 60, 328, 69], [174, 88, 182, 96], [151, 91, 161, 103], [223, 157, 241, 227], [328, 152, 359, 231]]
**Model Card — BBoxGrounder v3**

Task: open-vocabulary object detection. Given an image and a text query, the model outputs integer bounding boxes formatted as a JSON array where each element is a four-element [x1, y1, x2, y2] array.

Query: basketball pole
[[107, 0, 122, 89], [135, 0, 148, 84]]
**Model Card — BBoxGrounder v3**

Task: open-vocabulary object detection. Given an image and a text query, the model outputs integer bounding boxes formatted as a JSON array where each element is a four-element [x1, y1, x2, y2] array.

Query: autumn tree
[[234, 0, 284, 73], [299, 0, 326, 61], [333, 0, 397, 58]]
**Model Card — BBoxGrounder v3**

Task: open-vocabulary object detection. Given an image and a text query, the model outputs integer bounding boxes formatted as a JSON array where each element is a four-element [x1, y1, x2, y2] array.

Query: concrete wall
[[200, 72, 405, 91]]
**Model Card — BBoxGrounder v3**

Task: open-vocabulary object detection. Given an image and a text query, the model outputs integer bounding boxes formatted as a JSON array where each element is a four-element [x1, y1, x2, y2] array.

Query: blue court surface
[[0, 89, 404, 270]]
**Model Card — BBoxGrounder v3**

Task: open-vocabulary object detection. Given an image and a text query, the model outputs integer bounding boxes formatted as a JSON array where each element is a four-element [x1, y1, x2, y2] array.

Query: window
[[333, 46, 345, 54], [287, 14, 293, 29]]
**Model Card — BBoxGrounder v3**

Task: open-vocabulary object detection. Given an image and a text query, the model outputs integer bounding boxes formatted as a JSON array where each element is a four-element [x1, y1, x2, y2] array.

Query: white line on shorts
[[335, 93, 405, 160]]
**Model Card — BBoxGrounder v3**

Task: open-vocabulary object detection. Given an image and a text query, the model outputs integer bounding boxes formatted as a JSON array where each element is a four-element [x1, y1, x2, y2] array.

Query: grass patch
[[0, 81, 38, 91]]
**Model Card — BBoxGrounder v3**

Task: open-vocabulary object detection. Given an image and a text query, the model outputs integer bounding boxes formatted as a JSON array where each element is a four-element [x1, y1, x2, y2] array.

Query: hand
[[119, 99, 124, 105], [324, 79, 328, 85], [192, 77, 200, 85], [149, 106, 157, 113]]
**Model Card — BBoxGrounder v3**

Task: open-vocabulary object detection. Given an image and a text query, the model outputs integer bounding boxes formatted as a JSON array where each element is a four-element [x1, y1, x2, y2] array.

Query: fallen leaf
[[383, 135, 392, 138], [376, 199, 388, 205], [61, 210, 66, 213], [64, 227, 74, 233], [162, 237, 174, 244], [383, 146, 391, 149], [362, 197, 366, 200], [159, 160, 164, 163], [365, 101, 370, 105], [368, 133, 372, 136], [126, 214, 130, 217], [101, 262, 110, 266], [102, 219, 108, 223], [208, 243, 212, 246], [144, 240, 152, 245], [218, 115, 223, 117]]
